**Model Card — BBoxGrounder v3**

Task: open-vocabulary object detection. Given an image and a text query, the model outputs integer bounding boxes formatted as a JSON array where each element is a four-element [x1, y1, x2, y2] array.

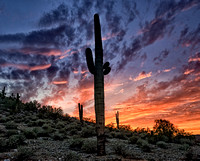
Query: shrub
[[114, 132, 128, 140], [69, 129, 79, 135], [179, 144, 190, 150], [158, 135, 169, 142], [33, 127, 49, 137], [113, 142, 136, 158], [15, 146, 33, 161], [180, 138, 194, 146], [0, 138, 8, 152], [42, 123, 54, 133], [51, 132, 64, 141], [156, 141, 168, 149], [81, 126, 96, 137], [64, 151, 82, 161], [36, 119, 46, 126], [148, 135, 158, 144], [6, 129, 19, 137], [56, 121, 65, 129], [8, 134, 26, 148], [0, 116, 7, 123], [81, 139, 97, 153], [69, 138, 84, 150], [129, 135, 139, 144], [23, 129, 37, 139], [137, 138, 148, 146], [5, 121, 18, 129], [141, 143, 151, 152]]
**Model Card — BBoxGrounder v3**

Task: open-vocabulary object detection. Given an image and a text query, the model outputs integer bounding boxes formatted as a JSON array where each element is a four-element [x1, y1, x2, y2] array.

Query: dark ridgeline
[[78, 103, 83, 124], [86, 14, 111, 155], [116, 111, 119, 129]]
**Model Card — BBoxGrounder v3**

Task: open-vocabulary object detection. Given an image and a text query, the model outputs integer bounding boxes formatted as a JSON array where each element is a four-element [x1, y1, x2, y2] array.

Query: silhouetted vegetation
[[0, 92, 199, 160]]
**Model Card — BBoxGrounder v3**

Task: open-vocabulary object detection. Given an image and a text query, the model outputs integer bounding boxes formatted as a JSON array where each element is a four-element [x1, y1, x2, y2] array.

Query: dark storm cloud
[[0, 24, 74, 47], [153, 49, 169, 65], [39, 3, 69, 27], [116, 38, 142, 71], [141, 18, 170, 46], [178, 23, 200, 48], [0, 33, 25, 43], [155, 0, 200, 18]]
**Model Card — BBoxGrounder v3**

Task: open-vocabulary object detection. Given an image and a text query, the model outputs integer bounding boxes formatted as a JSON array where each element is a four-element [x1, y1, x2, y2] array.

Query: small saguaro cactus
[[16, 93, 20, 103], [85, 14, 111, 155], [116, 111, 119, 129], [1, 86, 6, 99], [78, 103, 83, 124]]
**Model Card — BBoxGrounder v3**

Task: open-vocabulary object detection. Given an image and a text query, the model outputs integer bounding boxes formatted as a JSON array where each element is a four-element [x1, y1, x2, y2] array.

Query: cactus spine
[[116, 111, 119, 129], [85, 14, 111, 155], [78, 103, 83, 124]]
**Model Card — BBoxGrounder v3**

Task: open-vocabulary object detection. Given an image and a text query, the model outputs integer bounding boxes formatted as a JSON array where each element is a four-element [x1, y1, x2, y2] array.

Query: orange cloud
[[134, 71, 152, 81], [30, 64, 51, 71], [188, 57, 200, 62], [0, 63, 51, 71], [184, 69, 194, 75], [52, 81, 68, 85]]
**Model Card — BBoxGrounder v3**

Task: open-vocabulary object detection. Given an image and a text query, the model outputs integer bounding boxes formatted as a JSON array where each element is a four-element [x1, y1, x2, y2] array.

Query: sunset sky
[[0, 0, 200, 134]]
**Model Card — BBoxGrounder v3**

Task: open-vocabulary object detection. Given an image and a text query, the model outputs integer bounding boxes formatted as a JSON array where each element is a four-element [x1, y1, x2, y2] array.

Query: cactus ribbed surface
[[85, 14, 111, 155], [116, 111, 119, 129]]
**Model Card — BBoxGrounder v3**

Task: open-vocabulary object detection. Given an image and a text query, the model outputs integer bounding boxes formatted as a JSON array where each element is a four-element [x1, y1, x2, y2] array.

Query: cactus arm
[[86, 48, 95, 75], [103, 62, 111, 75]]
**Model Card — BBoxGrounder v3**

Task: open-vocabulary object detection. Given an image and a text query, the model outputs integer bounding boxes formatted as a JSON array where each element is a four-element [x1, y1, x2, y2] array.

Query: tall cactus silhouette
[[116, 111, 119, 129], [78, 103, 83, 124], [85, 14, 111, 155]]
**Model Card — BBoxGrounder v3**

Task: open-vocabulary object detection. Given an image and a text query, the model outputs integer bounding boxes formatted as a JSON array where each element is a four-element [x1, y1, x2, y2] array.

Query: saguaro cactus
[[1, 86, 6, 99], [85, 14, 111, 155], [116, 111, 119, 129], [78, 103, 83, 124]]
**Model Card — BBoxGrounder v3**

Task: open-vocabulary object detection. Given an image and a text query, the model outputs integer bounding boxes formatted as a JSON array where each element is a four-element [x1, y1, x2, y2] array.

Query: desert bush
[[23, 129, 37, 139], [156, 141, 168, 149], [119, 125, 132, 131], [141, 142, 151, 152], [129, 135, 140, 144], [5, 121, 18, 129], [8, 134, 26, 148], [6, 129, 19, 137], [0, 138, 8, 152], [137, 138, 148, 146], [113, 142, 136, 158], [81, 139, 97, 153], [179, 138, 194, 146], [35, 119, 46, 126], [56, 121, 65, 129], [15, 146, 33, 161], [42, 123, 54, 133], [51, 132, 64, 141], [179, 144, 190, 150], [148, 135, 158, 144], [81, 126, 96, 137], [69, 128, 79, 135], [106, 122, 115, 131], [113, 131, 128, 140], [63, 151, 82, 161], [158, 135, 169, 142], [0, 116, 8, 123], [69, 138, 84, 150], [33, 127, 49, 137]]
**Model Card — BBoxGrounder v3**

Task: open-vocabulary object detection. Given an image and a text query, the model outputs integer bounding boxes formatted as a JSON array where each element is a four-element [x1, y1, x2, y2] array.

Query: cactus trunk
[[85, 14, 111, 155], [78, 103, 83, 124], [116, 111, 119, 129]]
